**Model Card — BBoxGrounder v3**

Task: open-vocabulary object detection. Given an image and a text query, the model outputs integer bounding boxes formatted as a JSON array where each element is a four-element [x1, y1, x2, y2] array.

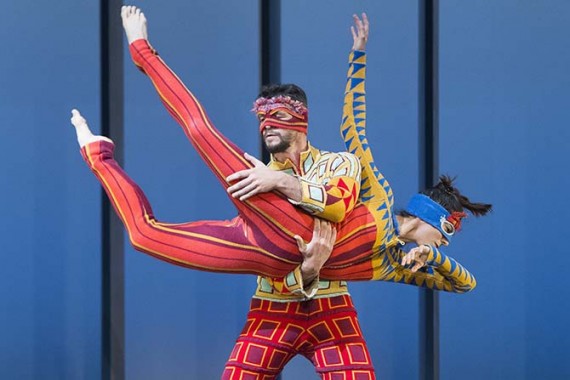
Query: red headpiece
[[252, 96, 309, 134], [446, 211, 467, 231]]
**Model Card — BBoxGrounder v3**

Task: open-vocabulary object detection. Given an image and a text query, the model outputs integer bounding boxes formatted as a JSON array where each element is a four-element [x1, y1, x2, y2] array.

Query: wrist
[[301, 260, 318, 281], [278, 173, 302, 202]]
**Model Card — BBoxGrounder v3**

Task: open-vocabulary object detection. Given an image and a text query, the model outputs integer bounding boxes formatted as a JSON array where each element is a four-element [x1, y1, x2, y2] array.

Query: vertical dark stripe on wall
[[100, 0, 125, 379], [259, 0, 282, 377], [259, 0, 281, 163], [418, 1, 440, 380]]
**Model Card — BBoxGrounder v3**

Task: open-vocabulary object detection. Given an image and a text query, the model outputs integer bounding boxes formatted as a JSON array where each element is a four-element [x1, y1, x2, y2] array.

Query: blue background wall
[[0, 1, 101, 379], [1, 1, 569, 379], [439, 1, 570, 379]]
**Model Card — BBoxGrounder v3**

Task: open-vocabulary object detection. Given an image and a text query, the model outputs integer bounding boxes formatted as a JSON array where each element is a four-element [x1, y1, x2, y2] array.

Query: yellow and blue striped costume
[[323, 50, 476, 293]]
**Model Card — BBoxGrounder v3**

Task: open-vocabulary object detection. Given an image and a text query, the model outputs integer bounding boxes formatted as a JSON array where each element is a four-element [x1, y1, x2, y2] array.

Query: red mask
[[253, 96, 308, 134]]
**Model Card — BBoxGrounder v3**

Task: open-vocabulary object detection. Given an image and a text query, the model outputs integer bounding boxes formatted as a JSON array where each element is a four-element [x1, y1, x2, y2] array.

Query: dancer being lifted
[[71, 6, 491, 291]]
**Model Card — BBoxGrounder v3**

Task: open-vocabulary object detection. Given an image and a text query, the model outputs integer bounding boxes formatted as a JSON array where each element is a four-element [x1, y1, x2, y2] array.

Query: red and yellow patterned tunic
[[254, 144, 359, 302]]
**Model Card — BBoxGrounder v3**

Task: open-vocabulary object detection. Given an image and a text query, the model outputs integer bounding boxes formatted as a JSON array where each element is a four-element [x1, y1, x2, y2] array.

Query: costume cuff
[[288, 177, 325, 214], [350, 49, 367, 64], [284, 266, 319, 299]]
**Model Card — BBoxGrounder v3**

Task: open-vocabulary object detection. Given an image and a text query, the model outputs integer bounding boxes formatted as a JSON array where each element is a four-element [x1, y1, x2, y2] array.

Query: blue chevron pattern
[[339, 50, 475, 293]]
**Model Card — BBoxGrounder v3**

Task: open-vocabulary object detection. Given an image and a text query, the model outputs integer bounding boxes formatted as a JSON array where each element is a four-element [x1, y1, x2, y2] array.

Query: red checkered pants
[[223, 295, 375, 380]]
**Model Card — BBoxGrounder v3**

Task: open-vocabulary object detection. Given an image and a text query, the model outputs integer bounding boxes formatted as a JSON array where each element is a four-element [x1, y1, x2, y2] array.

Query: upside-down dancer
[[71, 6, 491, 292]]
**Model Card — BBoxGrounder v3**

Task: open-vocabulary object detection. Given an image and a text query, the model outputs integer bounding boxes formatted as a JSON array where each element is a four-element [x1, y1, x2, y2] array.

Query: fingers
[[330, 227, 337, 245], [401, 246, 429, 270], [244, 152, 264, 167], [411, 263, 422, 273], [362, 13, 369, 35], [226, 153, 262, 182], [226, 169, 250, 183], [353, 14, 363, 32], [414, 245, 429, 255], [313, 218, 337, 247], [311, 219, 322, 246], [402, 247, 420, 266], [294, 235, 307, 253], [234, 184, 259, 201], [351, 12, 369, 49], [227, 177, 253, 197], [401, 251, 413, 266], [323, 220, 333, 243], [353, 13, 367, 35]]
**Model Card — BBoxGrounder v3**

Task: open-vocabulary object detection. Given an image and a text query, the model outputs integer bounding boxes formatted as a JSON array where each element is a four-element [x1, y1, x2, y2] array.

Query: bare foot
[[121, 5, 148, 44], [70, 109, 113, 148]]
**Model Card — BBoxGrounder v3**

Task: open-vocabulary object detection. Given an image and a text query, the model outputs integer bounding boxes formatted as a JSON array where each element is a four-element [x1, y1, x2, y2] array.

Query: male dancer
[[222, 14, 376, 380]]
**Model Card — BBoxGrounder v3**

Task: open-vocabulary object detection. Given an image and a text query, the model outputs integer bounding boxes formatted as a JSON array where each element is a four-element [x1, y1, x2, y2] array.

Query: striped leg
[[128, 40, 314, 248], [82, 140, 298, 276], [128, 40, 381, 279]]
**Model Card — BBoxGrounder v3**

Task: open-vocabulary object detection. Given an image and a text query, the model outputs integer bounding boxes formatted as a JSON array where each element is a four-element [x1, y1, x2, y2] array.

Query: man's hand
[[401, 245, 431, 272], [226, 153, 282, 201], [351, 13, 369, 51], [295, 219, 337, 284]]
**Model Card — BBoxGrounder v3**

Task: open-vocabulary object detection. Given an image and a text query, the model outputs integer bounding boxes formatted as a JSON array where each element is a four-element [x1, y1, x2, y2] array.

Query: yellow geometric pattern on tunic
[[341, 50, 476, 293], [254, 143, 361, 301]]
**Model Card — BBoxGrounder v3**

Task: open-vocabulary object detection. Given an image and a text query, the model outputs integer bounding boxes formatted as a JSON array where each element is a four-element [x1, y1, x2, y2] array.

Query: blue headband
[[405, 194, 453, 240]]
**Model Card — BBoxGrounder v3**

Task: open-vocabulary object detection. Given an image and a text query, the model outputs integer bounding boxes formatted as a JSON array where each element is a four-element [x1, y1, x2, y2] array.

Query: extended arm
[[390, 246, 477, 293], [341, 14, 394, 204]]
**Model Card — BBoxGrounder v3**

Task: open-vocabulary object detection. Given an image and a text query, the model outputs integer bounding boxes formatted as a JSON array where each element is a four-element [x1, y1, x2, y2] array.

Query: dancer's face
[[260, 111, 297, 154], [414, 220, 449, 248], [262, 127, 296, 154]]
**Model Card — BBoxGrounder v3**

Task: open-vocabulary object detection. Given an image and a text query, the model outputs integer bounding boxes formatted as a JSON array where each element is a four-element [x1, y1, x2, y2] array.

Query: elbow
[[321, 210, 346, 223], [467, 276, 478, 292], [327, 212, 346, 224], [455, 276, 477, 294], [316, 206, 347, 223]]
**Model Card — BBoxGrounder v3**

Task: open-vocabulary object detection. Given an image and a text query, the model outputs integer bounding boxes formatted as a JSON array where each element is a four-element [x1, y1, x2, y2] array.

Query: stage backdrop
[[0, 0, 102, 379], [438, 1, 570, 379], [1, 1, 569, 379]]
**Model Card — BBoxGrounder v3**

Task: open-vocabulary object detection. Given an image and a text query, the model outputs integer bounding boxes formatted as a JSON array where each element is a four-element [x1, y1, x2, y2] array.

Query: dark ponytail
[[422, 175, 492, 217]]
